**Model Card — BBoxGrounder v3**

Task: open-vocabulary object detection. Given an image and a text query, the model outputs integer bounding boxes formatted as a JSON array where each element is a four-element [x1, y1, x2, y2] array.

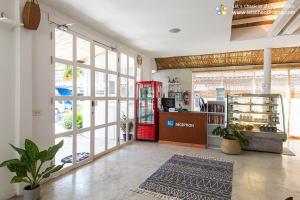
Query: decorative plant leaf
[[0, 159, 20, 168], [11, 176, 30, 184], [9, 144, 28, 160], [45, 140, 64, 161], [7, 161, 28, 178], [42, 165, 64, 179], [39, 165, 55, 178], [38, 150, 48, 162], [25, 139, 40, 161]]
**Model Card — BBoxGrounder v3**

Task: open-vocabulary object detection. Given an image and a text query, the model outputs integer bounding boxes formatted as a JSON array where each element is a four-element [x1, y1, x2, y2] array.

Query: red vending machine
[[136, 81, 162, 141]]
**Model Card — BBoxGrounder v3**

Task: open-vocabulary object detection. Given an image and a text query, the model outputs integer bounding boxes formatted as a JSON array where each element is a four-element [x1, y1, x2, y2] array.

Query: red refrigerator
[[136, 81, 162, 141]]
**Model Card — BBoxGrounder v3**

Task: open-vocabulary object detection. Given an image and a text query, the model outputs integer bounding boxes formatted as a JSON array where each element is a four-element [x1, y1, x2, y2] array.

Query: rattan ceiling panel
[[155, 47, 300, 70]]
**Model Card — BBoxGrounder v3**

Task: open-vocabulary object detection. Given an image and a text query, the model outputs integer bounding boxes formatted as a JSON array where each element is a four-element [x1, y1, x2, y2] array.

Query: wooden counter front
[[159, 112, 207, 148]]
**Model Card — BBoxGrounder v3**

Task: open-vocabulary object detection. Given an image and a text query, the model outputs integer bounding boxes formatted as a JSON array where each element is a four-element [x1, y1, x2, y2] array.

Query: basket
[[22, 0, 41, 30]]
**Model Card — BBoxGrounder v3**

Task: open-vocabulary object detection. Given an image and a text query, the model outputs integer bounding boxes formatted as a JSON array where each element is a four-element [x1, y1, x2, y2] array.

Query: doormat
[[282, 147, 296, 156], [61, 152, 90, 163], [133, 155, 234, 200]]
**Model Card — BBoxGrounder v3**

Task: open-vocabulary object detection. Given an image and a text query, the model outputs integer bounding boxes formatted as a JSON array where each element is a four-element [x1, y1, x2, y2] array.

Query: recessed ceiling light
[[169, 28, 181, 33]]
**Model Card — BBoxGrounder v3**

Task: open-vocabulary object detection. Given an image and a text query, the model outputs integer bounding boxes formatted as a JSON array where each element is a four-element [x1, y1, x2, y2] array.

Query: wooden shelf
[[208, 112, 225, 115]]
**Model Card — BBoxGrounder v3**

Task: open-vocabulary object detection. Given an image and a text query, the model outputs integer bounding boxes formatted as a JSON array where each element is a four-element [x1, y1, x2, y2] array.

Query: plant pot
[[220, 137, 241, 155], [24, 185, 40, 200], [22, 0, 41, 30], [122, 133, 133, 142]]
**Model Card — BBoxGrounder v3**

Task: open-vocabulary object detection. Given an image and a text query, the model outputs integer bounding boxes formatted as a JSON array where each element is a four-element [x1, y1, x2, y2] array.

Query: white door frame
[[51, 25, 137, 176]]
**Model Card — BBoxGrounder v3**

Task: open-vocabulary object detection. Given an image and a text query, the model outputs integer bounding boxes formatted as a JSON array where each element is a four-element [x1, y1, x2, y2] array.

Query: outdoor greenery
[[63, 65, 83, 81], [212, 124, 249, 146], [0, 139, 64, 190], [64, 111, 83, 130]]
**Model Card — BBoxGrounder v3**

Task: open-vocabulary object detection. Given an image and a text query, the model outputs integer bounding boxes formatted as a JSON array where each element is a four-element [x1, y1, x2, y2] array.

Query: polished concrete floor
[[13, 140, 300, 200]]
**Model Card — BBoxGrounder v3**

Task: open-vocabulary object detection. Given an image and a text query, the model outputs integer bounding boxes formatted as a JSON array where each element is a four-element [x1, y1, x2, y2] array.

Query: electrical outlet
[[32, 110, 42, 116]]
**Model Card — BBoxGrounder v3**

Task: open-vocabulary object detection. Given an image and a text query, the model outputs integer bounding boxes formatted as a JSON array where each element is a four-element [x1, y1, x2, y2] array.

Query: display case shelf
[[231, 111, 280, 115], [231, 120, 279, 125], [229, 102, 278, 106], [227, 93, 287, 153]]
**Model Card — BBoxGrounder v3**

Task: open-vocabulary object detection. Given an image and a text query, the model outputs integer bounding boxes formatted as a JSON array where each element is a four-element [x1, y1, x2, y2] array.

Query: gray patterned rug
[[134, 155, 234, 200]]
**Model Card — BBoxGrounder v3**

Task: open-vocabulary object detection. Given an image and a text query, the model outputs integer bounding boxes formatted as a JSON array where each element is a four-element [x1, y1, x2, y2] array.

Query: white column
[[263, 48, 272, 94]]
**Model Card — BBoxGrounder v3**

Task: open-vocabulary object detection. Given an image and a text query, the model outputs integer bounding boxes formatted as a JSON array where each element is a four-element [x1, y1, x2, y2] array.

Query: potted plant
[[0, 139, 64, 200], [212, 124, 249, 155], [121, 113, 134, 142]]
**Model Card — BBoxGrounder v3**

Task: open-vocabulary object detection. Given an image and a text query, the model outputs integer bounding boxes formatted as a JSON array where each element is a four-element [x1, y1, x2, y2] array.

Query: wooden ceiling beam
[[234, 0, 287, 7], [155, 47, 300, 70]]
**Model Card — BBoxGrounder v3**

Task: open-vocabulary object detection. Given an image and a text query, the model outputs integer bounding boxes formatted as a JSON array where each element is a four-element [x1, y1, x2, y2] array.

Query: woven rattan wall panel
[[155, 47, 300, 70]]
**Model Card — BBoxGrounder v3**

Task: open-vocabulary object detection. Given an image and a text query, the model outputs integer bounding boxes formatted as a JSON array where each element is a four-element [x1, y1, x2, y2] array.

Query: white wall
[[0, 26, 17, 200], [0, 0, 18, 198], [152, 69, 192, 110]]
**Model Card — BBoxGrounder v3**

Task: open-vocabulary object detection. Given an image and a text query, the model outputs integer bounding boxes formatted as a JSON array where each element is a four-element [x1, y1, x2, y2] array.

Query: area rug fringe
[[175, 153, 235, 164], [131, 188, 180, 200]]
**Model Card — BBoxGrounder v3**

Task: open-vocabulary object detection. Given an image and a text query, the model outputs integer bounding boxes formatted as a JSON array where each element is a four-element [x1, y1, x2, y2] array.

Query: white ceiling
[[40, 0, 300, 58]]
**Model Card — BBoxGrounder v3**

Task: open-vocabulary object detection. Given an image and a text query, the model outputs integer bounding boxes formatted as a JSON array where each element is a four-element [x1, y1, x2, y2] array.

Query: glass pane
[[95, 46, 106, 69], [108, 74, 117, 97], [77, 100, 91, 129], [76, 132, 90, 162], [77, 67, 91, 96], [120, 122, 127, 145], [95, 128, 106, 154], [138, 100, 154, 124], [108, 100, 117, 123], [120, 53, 127, 75], [129, 56, 135, 76], [55, 29, 73, 61], [55, 136, 73, 168], [120, 77, 128, 98], [95, 71, 106, 97], [108, 125, 117, 149], [137, 67, 141, 81], [108, 50, 117, 72], [120, 100, 128, 120], [95, 101, 106, 126], [128, 79, 135, 98], [55, 63, 73, 96], [76, 37, 90, 65], [290, 98, 300, 136], [55, 100, 73, 134], [128, 100, 135, 120]]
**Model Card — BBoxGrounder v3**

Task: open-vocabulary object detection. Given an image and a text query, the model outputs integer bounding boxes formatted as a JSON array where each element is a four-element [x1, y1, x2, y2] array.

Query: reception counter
[[159, 112, 207, 148]]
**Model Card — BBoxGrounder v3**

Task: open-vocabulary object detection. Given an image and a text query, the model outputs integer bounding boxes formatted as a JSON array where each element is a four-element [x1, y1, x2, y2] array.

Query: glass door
[[53, 28, 93, 170], [119, 54, 136, 144], [138, 84, 154, 124], [53, 25, 137, 173]]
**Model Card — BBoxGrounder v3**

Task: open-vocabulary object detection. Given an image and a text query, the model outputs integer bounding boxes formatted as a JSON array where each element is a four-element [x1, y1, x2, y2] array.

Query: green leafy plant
[[63, 65, 83, 81], [64, 111, 83, 130], [212, 124, 249, 146], [0, 139, 64, 190]]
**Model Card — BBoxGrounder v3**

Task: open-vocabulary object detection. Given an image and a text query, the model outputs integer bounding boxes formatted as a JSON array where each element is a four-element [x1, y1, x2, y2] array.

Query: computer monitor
[[162, 98, 175, 112]]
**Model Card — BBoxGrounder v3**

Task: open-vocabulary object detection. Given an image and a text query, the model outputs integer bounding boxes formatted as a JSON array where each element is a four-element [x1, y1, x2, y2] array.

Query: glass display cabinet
[[227, 94, 287, 153], [136, 81, 162, 141]]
